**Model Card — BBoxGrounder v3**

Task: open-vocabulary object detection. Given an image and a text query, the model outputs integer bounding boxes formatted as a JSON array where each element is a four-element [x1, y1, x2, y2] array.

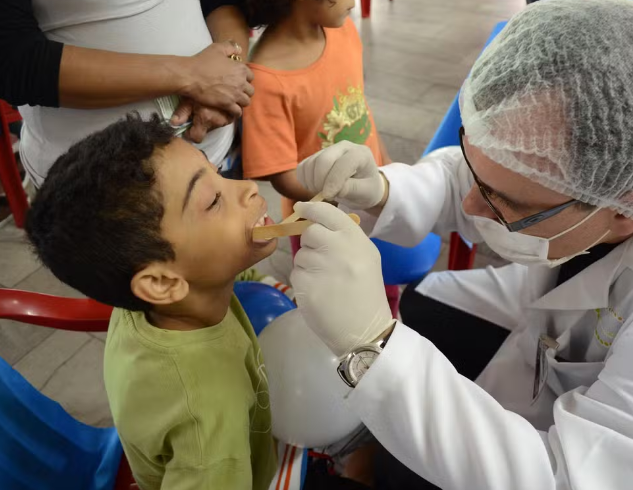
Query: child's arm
[[204, 4, 250, 58], [270, 169, 317, 202]]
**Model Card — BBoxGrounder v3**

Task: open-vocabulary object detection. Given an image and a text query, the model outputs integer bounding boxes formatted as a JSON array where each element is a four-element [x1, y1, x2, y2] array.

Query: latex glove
[[290, 202, 394, 357], [297, 141, 386, 210]]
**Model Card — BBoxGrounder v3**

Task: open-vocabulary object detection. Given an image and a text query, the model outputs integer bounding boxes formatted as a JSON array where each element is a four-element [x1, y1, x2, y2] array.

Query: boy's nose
[[239, 179, 259, 206]]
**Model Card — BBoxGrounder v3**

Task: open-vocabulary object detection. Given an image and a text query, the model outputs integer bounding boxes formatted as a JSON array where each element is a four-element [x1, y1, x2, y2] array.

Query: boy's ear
[[131, 264, 189, 306]]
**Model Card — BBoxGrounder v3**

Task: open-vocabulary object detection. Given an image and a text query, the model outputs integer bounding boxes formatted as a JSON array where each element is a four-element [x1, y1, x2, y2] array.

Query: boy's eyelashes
[[205, 192, 222, 211]]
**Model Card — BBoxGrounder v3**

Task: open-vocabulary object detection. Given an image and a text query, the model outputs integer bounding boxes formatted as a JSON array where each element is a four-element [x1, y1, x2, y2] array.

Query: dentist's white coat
[[347, 147, 633, 490]]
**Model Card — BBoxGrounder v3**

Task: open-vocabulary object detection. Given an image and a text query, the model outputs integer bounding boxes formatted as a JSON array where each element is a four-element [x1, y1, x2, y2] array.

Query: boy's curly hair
[[26, 113, 175, 312]]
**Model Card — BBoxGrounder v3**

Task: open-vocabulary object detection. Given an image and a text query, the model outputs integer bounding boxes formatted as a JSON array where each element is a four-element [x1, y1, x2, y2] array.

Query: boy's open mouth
[[252, 213, 276, 244], [254, 213, 272, 228]]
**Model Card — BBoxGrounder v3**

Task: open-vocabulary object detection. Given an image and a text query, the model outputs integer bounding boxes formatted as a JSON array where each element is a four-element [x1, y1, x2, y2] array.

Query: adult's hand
[[171, 98, 233, 143], [179, 41, 254, 121], [297, 141, 387, 210], [290, 202, 394, 357]]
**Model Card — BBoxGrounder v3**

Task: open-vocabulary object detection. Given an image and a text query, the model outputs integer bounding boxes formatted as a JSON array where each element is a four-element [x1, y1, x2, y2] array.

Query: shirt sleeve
[[349, 316, 633, 490], [0, 0, 63, 107], [241, 69, 299, 179], [364, 146, 481, 247]]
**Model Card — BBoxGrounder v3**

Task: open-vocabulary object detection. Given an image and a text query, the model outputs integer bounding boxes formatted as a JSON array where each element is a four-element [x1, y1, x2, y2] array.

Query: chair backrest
[[0, 289, 113, 332]]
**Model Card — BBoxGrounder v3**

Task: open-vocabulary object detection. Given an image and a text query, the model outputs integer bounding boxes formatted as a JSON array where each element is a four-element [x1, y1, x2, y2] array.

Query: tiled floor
[[0, 0, 522, 427]]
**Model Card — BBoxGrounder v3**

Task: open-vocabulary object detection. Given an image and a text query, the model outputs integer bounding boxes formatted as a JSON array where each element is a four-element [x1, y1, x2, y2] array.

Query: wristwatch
[[337, 323, 395, 388]]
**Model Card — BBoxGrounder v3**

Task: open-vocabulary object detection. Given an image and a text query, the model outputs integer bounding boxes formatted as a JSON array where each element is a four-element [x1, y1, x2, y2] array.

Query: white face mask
[[471, 207, 610, 268]]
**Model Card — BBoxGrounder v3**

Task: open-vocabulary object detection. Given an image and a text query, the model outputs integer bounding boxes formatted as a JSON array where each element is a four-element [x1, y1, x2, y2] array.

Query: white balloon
[[258, 309, 362, 448]]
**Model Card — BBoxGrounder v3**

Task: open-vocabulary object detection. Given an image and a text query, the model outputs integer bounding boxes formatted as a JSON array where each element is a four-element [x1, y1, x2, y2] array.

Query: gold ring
[[230, 54, 243, 62]]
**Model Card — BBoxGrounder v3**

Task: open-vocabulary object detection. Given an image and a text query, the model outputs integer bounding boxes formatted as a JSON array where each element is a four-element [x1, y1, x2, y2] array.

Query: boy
[[26, 114, 278, 490]]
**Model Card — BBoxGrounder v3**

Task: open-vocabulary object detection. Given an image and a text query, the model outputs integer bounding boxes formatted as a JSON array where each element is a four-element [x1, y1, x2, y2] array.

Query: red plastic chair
[[0, 100, 29, 228], [360, 0, 393, 19], [0, 288, 134, 490]]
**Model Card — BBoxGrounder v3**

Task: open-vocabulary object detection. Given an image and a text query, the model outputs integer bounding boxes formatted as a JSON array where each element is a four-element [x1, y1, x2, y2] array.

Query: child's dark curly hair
[[26, 113, 176, 312]]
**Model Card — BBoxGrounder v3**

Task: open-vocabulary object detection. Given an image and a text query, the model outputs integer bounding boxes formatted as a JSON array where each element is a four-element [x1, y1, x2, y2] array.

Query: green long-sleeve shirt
[[104, 274, 276, 490]]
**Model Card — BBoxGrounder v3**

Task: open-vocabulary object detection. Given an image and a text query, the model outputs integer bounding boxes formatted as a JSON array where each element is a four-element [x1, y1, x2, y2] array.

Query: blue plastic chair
[[0, 357, 125, 490], [422, 21, 508, 270], [372, 236, 442, 286]]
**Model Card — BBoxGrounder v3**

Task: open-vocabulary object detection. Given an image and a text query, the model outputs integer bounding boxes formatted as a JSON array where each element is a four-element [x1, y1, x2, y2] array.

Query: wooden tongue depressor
[[253, 213, 360, 241], [280, 192, 325, 224]]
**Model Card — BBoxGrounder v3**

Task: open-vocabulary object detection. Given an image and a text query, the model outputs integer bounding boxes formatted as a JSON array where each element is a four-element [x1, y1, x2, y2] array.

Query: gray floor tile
[[417, 84, 459, 116], [367, 95, 445, 146], [90, 332, 108, 342], [0, 223, 41, 288], [380, 132, 425, 165], [40, 338, 112, 427], [364, 69, 433, 107], [0, 319, 55, 365], [14, 266, 84, 298], [431, 243, 451, 273], [13, 329, 92, 390]]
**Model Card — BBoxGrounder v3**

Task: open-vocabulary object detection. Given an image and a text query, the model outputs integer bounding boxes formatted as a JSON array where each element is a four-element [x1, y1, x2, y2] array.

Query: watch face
[[349, 349, 380, 384]]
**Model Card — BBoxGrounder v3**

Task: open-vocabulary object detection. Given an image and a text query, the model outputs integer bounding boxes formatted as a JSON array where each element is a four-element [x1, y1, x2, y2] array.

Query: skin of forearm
[[206, 6, 250, 55], [270, 169, 316, 202], [58, 45, 190, 109]]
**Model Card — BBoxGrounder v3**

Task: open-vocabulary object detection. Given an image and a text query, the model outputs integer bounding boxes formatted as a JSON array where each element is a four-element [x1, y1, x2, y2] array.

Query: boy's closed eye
[[206, 192, 222, 211]]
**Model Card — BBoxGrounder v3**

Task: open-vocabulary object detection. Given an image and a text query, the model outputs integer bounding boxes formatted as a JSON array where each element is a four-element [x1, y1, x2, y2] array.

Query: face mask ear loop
[[546, 229, 611, 268], [547, 206, 602, 242]]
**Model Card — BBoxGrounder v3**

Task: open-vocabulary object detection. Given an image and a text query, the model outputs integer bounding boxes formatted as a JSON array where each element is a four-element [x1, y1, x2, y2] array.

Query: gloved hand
[[290, 202, 394, 357], [297, 141, 387, 210]]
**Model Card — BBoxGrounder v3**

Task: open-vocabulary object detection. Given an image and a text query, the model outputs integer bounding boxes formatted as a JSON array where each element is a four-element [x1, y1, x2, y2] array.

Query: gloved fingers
[[292, 247, 330, 272], [297, 149, 323, 193], [299, 222, 334, 250], [293, 202, 359, 232], [337, 177, 372, 204], [322, 145, 374, 200]]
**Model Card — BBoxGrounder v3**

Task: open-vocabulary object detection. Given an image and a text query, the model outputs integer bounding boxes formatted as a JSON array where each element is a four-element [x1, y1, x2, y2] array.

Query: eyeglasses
[[458, 127, 578, 232]]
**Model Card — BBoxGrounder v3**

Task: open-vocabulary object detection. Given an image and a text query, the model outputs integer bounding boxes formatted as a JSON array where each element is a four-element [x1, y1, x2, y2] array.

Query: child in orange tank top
[[241, 1, 392, 212]]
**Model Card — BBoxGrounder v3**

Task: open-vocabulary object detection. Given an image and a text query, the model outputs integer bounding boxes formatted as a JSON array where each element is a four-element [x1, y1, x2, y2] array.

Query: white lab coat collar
[[528, 238, 633, 311]]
